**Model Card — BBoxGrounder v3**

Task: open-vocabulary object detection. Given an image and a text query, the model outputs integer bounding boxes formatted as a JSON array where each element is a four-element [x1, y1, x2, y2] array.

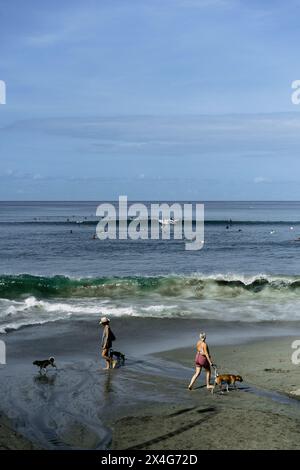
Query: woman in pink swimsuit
[[188, 332, 214, 390]]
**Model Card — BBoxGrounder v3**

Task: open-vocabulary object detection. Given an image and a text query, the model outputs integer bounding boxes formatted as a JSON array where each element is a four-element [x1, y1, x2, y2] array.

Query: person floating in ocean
[[188, 332, 214, 390], [99, 316, 116, 370]]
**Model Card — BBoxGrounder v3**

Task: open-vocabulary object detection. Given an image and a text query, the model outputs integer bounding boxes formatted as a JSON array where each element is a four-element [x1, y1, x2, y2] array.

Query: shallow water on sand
[[1, 318, 300, 449]]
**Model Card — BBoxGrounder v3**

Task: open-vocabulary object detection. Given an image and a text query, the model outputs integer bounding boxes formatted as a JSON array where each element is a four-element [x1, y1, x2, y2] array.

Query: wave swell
[[1, 273, 300, 300]]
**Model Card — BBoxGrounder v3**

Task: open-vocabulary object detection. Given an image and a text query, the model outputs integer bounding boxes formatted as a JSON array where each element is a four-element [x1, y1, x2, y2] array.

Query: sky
[[1, 0, 300, 200]]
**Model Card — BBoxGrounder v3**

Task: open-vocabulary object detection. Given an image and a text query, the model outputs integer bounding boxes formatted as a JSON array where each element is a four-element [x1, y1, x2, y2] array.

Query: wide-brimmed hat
[[99, 316, 110, 324]]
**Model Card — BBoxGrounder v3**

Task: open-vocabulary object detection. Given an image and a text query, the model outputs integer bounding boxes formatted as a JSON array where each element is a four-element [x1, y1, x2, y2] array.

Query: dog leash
[[212, 364, 218, 379]]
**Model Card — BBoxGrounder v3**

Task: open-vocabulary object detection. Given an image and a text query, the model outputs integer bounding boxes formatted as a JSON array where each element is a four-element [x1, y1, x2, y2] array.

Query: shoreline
[[157, 334, 300, 394], [0, 320, 300, 450]]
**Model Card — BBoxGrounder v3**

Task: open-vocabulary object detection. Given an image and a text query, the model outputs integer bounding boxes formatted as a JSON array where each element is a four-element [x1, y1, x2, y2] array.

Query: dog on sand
[[212, 366, 243, 393]]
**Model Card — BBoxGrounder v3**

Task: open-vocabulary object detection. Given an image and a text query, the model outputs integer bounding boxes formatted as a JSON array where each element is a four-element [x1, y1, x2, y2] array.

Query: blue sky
[[1, 0, 300, 200]]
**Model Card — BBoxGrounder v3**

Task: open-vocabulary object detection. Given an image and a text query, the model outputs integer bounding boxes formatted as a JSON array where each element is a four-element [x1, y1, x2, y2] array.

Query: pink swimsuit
[[195, 348, 210, 369]]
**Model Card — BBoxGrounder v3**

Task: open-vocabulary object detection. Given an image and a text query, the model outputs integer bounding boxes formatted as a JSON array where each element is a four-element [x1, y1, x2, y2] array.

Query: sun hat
[[99, 316, 110, 324]]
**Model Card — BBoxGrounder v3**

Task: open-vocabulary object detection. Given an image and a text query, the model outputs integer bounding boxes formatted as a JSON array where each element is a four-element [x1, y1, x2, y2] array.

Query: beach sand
[[0, 319, 300, 450], [110, 337, 300, 450]]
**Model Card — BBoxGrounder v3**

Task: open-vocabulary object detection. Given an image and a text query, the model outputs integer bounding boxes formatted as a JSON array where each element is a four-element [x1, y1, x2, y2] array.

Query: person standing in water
[[188, 332, 214, 390], [99, 316, 116, 370]]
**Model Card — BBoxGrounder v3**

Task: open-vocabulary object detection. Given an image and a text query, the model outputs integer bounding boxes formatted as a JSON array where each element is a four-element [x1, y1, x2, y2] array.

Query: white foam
[[141, 304, 178, 312], [1, 285, 300, 333]]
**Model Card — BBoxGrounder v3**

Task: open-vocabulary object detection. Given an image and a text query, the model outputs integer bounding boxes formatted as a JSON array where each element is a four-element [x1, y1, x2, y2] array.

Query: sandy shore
[[0, 319, 300, 450], [110, 336, 300, 450]]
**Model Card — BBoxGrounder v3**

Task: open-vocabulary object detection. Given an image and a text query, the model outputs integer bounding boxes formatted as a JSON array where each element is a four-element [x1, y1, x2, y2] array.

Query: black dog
[[109, 349, 125, 366], [33, 357, 57, 374]]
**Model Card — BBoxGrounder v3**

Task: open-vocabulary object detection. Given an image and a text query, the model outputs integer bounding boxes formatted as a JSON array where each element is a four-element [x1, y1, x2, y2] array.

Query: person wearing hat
[[99, 316, 116, 369]]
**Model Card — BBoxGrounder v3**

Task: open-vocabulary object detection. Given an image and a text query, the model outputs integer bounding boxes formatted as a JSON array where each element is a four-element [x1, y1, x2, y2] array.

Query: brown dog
[[212, 371, 243, 394]]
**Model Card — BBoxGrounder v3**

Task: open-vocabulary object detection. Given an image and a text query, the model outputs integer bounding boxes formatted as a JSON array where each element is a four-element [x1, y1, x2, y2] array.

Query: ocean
[[0, 201, 300, 334]]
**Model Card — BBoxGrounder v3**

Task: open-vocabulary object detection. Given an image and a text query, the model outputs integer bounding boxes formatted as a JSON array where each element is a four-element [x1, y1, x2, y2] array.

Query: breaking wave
[[1, 273, 300, 300], [1, 273, 300, 333]]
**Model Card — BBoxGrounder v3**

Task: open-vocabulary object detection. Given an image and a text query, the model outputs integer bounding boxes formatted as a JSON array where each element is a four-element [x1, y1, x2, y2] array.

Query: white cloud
[[26, 32, 66, 47], [254, 176, 271, 184]]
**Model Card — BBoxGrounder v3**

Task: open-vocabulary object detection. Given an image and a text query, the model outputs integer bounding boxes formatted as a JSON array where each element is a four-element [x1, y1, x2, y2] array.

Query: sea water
[[1, 200, 300, 332]]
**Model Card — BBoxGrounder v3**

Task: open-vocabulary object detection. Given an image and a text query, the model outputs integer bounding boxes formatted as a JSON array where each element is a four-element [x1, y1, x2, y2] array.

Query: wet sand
[[0, 319, 300, 450], [111, 336, 300, 450], [0, 414, 37, 450]]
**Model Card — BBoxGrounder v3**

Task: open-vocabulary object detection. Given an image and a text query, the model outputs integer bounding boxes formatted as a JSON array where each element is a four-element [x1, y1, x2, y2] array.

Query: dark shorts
[[195, 352, 210, 369]]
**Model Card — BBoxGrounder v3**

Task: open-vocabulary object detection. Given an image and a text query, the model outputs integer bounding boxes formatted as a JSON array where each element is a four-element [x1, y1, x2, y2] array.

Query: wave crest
[[1, 273, 300, 300]]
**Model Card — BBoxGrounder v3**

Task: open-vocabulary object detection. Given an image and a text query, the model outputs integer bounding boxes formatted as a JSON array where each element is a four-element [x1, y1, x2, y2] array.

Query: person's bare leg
[[101, 349, 111, 370], [188, 366, 201, 390], [205, 368, 214, 389]]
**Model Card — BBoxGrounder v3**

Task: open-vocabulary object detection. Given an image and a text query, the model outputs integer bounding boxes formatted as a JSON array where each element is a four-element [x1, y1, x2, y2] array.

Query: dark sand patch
[[0, 414, 37, 450]]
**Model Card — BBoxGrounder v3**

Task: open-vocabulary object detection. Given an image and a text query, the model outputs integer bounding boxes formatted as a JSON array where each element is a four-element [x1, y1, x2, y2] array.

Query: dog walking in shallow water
[[33, 357, 57, 374], [109, 349, 125, 366]]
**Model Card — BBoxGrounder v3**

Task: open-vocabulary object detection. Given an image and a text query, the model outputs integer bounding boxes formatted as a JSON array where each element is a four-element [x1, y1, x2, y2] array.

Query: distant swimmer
[[270, 230, 275, 234], [92, 234, 97, 240], [70, 230, 73, 234], [238, 229, 242, 232], [226, 225, 229, 229]]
